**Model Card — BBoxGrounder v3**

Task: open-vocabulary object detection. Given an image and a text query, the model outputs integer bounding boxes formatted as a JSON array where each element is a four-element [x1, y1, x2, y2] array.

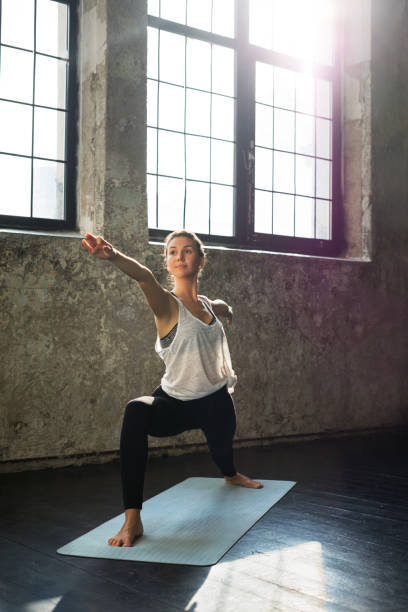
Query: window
[[147, 0, 341, 256], [0, 0, 78, 231]]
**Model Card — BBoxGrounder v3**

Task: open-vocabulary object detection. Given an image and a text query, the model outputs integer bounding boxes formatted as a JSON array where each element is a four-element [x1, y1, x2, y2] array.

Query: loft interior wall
[[0, 0, 407, 472]]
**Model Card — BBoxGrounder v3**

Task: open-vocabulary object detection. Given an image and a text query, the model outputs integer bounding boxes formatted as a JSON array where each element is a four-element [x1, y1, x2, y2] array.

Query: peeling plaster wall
[[1, 0, 407, 471], [342, 0, 372, 259]]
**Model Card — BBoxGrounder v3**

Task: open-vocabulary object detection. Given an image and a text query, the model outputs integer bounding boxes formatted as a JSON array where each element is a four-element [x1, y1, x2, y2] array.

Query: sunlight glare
[[185, 541, 327, 611], [23, 596, 63, 612], [250, 0, 335, 65]]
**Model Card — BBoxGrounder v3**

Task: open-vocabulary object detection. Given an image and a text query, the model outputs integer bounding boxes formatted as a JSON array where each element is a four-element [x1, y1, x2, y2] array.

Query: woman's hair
[[163, 230, 205, 283], [163, 229, 205, 259]]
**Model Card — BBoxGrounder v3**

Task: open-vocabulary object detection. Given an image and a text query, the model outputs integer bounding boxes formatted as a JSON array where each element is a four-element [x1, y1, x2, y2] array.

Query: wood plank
[[0, 536, 186, 612], [1, 430, 408, 612]]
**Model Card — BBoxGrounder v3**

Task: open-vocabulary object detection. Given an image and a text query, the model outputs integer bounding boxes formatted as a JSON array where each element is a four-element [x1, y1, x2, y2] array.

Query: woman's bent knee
[[123, 397, 155, 426], [125, 396, 154, 411]]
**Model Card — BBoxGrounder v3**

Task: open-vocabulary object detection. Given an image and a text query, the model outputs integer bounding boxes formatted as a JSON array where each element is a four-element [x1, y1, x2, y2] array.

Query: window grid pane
[[249, 0, 335, 66], [0, 0, 72, 223], [254, 62, 333, 240], [147, 26, 236, 235], [148, 2, 338, 253], [148, 0, 235, 39]]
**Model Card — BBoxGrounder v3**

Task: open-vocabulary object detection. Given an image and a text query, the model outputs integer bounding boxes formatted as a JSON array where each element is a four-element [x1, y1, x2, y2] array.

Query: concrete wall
[[1, 0, 407, 471]]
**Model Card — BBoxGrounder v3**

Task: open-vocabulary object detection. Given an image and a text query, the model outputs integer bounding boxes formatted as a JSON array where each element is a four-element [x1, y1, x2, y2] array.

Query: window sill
[[149, 240, 372, 264], [0, 230, 371, 264], [0, 228, 84, 240]]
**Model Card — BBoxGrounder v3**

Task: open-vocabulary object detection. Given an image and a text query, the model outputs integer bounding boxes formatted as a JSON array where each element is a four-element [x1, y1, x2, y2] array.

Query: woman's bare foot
[[108, 509, 144, 547], [224, 472, 263, 489]]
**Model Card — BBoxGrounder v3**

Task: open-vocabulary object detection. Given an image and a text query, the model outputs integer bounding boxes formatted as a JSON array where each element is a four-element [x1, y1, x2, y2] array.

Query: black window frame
[[0, 0, 79, 232], [148, 0, 342, 257]]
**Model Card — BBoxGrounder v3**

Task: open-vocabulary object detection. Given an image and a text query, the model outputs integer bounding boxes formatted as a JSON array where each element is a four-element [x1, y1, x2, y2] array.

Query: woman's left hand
[[226, 306, 233, 325]]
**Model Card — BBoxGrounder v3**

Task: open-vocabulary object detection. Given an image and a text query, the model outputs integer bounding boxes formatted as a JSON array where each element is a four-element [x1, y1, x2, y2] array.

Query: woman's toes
[[225, 473, 264, 489]]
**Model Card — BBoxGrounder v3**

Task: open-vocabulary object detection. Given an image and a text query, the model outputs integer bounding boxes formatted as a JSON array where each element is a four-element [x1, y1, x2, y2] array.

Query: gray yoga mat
[[57, 477, 295, 566]]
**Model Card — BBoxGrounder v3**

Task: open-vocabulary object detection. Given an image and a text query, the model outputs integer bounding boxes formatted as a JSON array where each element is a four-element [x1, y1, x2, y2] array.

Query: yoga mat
[[57, 477, 295, 566]]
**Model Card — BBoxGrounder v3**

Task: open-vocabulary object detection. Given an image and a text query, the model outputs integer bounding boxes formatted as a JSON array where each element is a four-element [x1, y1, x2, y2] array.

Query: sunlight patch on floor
[[23, 596, 63, 612], [185, 541, 327, 612]]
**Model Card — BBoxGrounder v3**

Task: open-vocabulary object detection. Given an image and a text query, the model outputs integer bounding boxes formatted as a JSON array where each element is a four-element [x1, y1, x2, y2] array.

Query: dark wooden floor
[[1, 429, 408, 612]]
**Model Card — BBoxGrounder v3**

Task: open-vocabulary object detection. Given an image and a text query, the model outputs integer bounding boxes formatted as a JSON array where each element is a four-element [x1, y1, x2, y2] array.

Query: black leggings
[[120, 384, 237, 509]]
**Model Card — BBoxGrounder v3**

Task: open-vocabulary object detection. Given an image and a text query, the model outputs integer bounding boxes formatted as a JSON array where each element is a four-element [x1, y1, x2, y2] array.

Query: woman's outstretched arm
[[82, 233, 150, 281], [82, 232, 173, 321]]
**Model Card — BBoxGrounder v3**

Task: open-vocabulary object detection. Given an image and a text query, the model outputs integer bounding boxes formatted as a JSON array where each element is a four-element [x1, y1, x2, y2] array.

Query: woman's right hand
[[82, 232, 117, 260]]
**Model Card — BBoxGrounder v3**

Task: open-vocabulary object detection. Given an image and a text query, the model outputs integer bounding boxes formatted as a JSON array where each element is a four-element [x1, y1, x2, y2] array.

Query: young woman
[[82, 229, 263, 547]]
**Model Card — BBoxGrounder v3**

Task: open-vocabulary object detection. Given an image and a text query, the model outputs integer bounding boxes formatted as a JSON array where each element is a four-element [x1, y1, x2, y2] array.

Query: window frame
[[0, 0, 79, 232], [148, 0, 342, 257]]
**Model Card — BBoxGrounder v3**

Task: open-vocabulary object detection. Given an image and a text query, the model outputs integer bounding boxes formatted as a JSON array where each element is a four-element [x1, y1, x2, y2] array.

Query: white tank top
[[154, 294, 237, 400]]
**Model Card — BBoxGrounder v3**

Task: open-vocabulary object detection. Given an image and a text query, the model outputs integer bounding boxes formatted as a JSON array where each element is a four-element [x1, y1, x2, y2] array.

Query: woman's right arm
[[82, 232, 173, 321]]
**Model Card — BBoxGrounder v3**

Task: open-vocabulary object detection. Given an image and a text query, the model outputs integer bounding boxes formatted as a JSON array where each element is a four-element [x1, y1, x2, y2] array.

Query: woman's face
[[166, 236, 204, 279]]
